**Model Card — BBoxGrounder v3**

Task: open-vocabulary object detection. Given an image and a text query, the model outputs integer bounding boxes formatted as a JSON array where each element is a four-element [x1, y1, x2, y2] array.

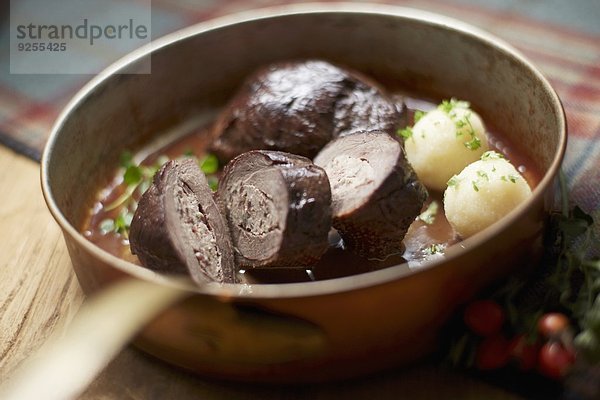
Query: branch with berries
[[444, 172, 600, 396]]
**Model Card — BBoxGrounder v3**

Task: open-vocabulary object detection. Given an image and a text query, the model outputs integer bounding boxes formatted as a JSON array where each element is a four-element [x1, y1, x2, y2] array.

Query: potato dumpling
[[443, 151, 533, 238], [402, 99, 489, 191]]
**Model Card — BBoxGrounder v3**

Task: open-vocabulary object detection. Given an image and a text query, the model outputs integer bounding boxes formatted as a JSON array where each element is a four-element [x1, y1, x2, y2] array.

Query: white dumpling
[[403, 100, 489, 191], [443, 151, 533, 238]]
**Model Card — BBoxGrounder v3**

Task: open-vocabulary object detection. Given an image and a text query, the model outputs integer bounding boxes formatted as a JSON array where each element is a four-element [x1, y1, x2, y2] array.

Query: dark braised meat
[[129, 159, 236, 284], [313, 131, 428, 259], [217, 150, 332, 268], [210, 60, 407, 162]]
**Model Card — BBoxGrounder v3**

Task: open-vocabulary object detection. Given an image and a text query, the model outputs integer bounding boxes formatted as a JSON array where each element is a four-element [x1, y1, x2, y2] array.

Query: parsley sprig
[[103, 152, 169, 212], [401, 98, 483, 151], [419, 201, 439, 225], [438, 98, 482, 151], [438, 98, 470, 113], [398, 126, 413, 139], [98, 150, 220, 238]]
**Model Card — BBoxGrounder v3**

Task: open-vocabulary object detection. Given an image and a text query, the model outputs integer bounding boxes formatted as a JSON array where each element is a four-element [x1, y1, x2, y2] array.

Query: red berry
[[509, 335, 539, 371], [476, 334, 511, 370], [464, 300, 506, 336], [538, 313, 570, 338], [538, 313, 569, 337], [538, 341, 575, 380]]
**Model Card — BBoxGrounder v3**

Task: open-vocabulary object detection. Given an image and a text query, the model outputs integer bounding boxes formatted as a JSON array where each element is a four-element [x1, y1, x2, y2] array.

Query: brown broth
[[82, 97, 541, 285]]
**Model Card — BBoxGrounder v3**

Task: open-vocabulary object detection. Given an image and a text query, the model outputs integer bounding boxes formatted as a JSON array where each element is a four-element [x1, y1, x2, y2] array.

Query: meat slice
[[313, 131, 428, 259], [129, 159, 236, 284], [218, 150, 332, 268], [210, 60, 406, 162]]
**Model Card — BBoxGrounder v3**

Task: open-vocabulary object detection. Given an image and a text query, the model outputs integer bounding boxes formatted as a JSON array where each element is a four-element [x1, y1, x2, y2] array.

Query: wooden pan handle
[[0, 278, 188, 400]]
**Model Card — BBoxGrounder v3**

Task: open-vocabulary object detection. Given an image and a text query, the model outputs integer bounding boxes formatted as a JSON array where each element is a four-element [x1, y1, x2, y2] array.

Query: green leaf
[[439, 99, 453, 113], [207, 175, 219, 192], [397, 126, 413, 139], [114, 210, 134, 237], [464, 136, 482, 151], [438, 98, 470, 113], [425, 243, 444, 255], [123, 165, 143, 185], [419, 201, 439, 225], [574, 330, 600, 363], [447, 175, 459, 188], [119, 151, 134, 168], [481, 151, 504, 161], [199, 154, 219, 174], [414, 110, 425, 123], [99, 219, 115, 235]]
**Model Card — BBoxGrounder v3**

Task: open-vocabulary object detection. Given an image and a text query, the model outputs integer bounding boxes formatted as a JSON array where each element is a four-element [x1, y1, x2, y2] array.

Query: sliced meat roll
[[314, 131, 428, 259], [218, 150, 332, 268], [129, 159, 236, 284], [210, 60, 406, 162]]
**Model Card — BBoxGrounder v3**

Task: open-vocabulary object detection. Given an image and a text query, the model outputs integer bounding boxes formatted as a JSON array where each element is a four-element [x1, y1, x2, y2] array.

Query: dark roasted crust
[[129, 180, 182, 272], [315, 131, 428, 259], [218, 150, 332, 268], [209, 60, 407, 163], [129, 159, 236, 284]]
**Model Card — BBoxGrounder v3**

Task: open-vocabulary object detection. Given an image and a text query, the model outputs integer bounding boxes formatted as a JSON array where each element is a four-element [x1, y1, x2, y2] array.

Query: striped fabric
[[1, 0, 599, 229]]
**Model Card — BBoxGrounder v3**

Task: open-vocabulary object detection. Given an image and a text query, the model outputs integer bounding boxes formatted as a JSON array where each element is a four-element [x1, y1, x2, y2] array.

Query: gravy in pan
[[82, 96, 541, 284]]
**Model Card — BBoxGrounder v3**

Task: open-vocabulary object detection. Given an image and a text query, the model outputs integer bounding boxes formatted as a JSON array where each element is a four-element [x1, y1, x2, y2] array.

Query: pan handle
[[0, 278, 188, 400]]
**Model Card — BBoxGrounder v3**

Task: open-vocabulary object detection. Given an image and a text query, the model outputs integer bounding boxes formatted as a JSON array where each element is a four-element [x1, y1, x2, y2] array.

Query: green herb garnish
[[104, 154, 168, 212], [100, 151, 221, 237], [476, 170, 489, 181], [438, 98, 470, 113], [471, 181, 479, 192], [447, 175, 460, 188], [414, 110, 425, 123], [425, 243, 445, 255], [207, 175, 219, 192], [114, 209, 134, 236], [481, 150, 504, 161], [419, 201, 439, 225], [99, 218, 116, 235], [99, 208, 134, 238], [123, 164, 143, 185], [500, 175, 518, 183], [199, 153, 219, 175], [464, 136, 482, 151], [101, 152, 170, 235], [398, 126, 413, 139], [120, 150, 134, 168]]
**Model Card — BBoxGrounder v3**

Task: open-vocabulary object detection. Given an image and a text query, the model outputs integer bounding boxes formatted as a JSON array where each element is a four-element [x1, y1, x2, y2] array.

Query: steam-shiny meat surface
[[210, 60, 407, 162]]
